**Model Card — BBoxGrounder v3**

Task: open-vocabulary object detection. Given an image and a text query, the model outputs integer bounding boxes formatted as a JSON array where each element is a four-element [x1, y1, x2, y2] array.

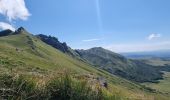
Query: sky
[[0, 0, 170, 53]]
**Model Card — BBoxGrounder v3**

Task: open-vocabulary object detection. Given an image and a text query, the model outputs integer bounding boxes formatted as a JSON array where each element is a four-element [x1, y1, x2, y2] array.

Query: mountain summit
[[16, 27, 26, 33], [0, 27, 29, 37]]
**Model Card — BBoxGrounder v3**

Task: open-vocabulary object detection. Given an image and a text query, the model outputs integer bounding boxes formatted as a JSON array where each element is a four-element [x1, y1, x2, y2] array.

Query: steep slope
[[76, 47, 163, 83], [0, 28, 96, 74], [0, 28, 169, 99]]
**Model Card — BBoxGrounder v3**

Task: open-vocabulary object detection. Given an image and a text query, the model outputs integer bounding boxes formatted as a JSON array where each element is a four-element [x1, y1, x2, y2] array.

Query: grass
[[0, 31, 170, 99]]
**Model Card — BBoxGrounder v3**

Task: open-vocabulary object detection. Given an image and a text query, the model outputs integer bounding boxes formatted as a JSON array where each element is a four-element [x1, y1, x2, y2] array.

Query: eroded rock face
[[36, 34, 80, 57], [14, 27, 27, 34]]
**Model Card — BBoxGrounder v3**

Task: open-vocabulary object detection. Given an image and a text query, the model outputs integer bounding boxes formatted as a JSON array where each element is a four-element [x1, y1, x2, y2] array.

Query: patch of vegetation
[[0, 74, 37, 100], [26, 35, 36, 50], [0, 56, 25, 69], [0, 73, 120, 100]]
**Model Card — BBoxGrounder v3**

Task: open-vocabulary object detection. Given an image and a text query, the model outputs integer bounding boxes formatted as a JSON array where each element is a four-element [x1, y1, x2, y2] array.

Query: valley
[[143, 72, 170, 94]]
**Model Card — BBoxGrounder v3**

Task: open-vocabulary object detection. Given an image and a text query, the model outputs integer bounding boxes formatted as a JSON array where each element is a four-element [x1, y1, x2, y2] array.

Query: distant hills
[[76, 47, 163, 83], [121, 50, 170, 59]]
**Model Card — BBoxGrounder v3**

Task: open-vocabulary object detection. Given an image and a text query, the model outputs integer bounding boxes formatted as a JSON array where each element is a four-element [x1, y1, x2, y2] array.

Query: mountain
[[0, 29, 13, 36], [0, 27, 169, 99], [0, 27, 95, 75], [76, 47, 163, 83], [36, 35, 167, 83]]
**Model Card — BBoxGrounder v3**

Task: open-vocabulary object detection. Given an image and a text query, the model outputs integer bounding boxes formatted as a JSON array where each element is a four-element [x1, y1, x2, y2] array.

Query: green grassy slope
[[0, 28, 169, 99]]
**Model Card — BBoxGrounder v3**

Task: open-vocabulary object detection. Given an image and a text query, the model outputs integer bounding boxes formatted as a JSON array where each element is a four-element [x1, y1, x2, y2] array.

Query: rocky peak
[[15, 27, 27, 34]]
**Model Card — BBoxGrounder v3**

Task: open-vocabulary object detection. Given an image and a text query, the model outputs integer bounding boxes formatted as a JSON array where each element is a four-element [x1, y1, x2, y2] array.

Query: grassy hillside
[[0, 28, 169, 99]]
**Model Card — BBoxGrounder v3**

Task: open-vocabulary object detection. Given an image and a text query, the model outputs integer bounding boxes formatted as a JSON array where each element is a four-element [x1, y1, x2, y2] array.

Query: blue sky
[[0, 0, 170, 52]]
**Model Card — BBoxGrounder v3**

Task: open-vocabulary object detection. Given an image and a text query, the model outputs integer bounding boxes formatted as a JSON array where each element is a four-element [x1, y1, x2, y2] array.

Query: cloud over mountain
[[0, 22, 15, 31]]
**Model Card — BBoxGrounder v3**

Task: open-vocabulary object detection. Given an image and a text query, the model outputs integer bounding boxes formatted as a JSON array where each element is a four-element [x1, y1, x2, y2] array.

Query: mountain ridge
[[36, 34, 80, 58]]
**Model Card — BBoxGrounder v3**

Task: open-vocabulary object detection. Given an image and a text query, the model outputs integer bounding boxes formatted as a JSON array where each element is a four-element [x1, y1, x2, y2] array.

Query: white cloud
[[0, 0, 30, 21], [147, 33, 161, 40], [105, 41, 170, 53], [82, 38, 102, 42], [0, 22, 15, 31]]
